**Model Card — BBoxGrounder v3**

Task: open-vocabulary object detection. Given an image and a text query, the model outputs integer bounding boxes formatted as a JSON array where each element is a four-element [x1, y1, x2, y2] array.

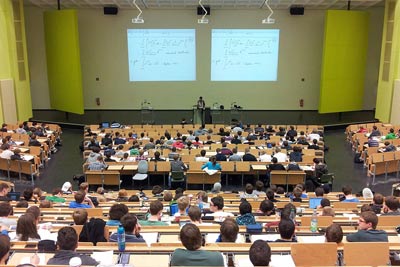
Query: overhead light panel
[[198, 0, 209, 24], [132, 0, 144, 23], [262, 0, 275, 24]]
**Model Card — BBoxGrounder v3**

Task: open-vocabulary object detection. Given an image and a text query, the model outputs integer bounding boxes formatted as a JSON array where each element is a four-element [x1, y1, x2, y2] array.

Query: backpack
[[354, 152, 364, 163], [79, 218, 107, 245]]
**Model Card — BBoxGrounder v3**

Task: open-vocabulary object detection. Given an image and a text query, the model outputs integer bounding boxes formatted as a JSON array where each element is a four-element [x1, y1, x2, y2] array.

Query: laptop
[[308, 197, 323, 209], [7, 192, 21, 201], [100, 122, 110, 128]]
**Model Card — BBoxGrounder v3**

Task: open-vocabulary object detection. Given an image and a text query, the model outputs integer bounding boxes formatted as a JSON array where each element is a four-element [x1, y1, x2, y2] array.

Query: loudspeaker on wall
[[290, 6, 304, 15], [104, 6, 118, 15]]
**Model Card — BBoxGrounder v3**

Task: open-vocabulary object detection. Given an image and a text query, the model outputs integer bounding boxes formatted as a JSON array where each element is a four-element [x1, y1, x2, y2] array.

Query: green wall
[[0, 0, 32, 123], [319, 10, 369, 113], [44, 9, 84, 114], [24, 6, 384, 111]]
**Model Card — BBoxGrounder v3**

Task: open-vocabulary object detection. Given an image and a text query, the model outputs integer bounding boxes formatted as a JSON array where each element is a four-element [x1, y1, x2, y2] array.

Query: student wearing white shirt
[[259, 151, 272, 162], [195, 149, 209, 162], [273, 148, 287, 163]]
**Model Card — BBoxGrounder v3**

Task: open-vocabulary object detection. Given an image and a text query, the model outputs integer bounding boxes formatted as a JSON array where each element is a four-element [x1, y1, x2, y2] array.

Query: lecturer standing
[[197, 96, 206, 125]]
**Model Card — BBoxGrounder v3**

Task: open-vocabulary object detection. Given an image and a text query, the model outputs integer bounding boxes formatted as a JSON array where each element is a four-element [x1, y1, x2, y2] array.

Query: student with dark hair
[[258, 200, 275, 216], [139, 200, 168, 226], [106, 203, 129, 226], [236, 201, 255, 225], [45, 188, 65, 203], [382, 196, 400, 216], [16, 213, 41, 241], [276, 219, 296, 242], [371, 193, 384, 214], [249, 240, 271, 267], [210, 196, 234, 218], [218, 218, 239, 242], [170, 224, 224, 266], [110, 214, 145, 243], [320, 198, 331, 208], [341, 185, 360, 202], [325, 223, 343, 243], [0, 235, 11, 265], [346, 211, 388, 242], [0, 202, 16, 228], [47, 227, 98, 265]]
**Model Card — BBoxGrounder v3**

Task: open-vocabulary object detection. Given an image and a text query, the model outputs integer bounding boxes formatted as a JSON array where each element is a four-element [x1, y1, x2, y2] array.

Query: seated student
[[116, 189, 129, 202], [188, 206, 203, 225], [88, 155, 107, 171], [266, 188, 279, 203], [217, 218, 239, 242], [201, 156, 222, 171], [170, 224, 224, 266], [72, 209, 88, 225], [174, 196, 190, 217], [236, 201, 256, 226], [308, 139, 320, 150], [47, 227, 99, 265], [45, 188, 66, 203], [258, 200, 275, 216], [240, 183, 257, 199], [249, 240, 271, 267], [325, 223, 343, 243], [210, 196, 234, 218], [346, 211, 388, 242], [0, 235, 10, 265], [370, 193, 384, 214], [382, 141, 396, 152], [381, 195, 400, 216], [69, 191, 95, 208], [291, 188, 303, 202], [253, 181, 266, 196], [341, 185, 360, 202], [289, 146, 303, 162], [275, 219, 297, 242], [110, 214, 145, 243], [0, 202, 16, 228], [106, 203, 129, 226], [15, 213, 41, 241], [139, 200, 168, 226], [385, 128, 397, 139]]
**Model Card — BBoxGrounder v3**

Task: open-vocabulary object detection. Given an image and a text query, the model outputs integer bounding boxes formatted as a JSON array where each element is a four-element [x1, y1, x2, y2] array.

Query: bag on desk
[[246, 223, 263, 233]]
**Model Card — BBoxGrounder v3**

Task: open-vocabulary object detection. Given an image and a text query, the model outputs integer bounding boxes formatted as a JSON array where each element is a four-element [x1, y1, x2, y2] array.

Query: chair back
[[291, 243, 338, 266], [343, 242, 389, 266], [137, 160, 148, 174], [170, 171, 185, 182]]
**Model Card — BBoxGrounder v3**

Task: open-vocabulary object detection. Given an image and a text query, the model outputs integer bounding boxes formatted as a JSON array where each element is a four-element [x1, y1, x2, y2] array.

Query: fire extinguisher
[[299, 99, 304, 107]]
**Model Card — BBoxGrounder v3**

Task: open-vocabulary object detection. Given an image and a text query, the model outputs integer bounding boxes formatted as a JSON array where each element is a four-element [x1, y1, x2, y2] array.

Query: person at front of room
[[196, 96, 206, 125]]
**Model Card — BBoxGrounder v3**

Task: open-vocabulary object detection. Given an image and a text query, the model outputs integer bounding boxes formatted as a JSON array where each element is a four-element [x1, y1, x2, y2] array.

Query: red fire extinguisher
[[299, 99, 304, 107]]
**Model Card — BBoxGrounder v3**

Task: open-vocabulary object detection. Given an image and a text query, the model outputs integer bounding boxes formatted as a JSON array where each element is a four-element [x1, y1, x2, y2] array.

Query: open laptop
[[7, 192, 21, 201], [100, 122, 110, 128], [308, 197, 323, 209]]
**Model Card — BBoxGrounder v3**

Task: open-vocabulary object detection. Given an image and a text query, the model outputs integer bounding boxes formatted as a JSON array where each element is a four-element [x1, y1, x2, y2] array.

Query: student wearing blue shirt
[[341, 185, 360, 203], [201, 156, 222, 171], [69, 191, 94, 208]]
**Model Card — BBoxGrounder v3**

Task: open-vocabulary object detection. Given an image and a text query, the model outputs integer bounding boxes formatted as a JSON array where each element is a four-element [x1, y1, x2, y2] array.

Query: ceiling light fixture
[[262, 0, 275, 24], [198, 0, 209, 24], [132, 0, 144, 23]]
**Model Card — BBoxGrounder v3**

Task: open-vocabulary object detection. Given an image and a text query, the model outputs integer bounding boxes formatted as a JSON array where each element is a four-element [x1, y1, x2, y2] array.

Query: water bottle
[[117, 224, 126, 252], [310, 208, 318, 233], [198, 200, 204, 213], [289, 208, 295, 222]]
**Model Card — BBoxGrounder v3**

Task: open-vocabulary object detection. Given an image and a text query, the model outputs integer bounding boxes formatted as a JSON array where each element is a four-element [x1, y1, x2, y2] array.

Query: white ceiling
[[25, 0, 384, 10]]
